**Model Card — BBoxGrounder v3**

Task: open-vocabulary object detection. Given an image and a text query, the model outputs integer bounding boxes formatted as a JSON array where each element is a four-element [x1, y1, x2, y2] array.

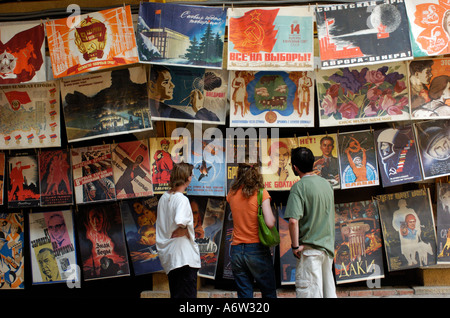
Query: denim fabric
[[231, 243, 277, 298]]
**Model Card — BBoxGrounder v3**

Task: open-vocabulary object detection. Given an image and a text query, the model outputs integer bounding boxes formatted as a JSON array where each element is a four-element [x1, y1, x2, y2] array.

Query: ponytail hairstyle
[[230, 161, 264, 199]]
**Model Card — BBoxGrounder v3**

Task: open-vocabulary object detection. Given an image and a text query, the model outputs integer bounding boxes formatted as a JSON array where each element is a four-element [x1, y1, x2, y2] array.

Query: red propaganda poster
[[7, 152, 40, 208]]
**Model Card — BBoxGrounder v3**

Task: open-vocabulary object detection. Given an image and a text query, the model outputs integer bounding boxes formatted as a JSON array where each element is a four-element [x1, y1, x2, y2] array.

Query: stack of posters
[[7, 152, 40, 208], [0, 212, 24, 289], [437, 183, 450, 263]]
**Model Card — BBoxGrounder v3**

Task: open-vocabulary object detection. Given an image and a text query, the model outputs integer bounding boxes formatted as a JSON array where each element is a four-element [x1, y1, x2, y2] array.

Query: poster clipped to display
[[149, 137, 177, 194], [29, 210, 77, 284], [137, 2, 226, 69], [316, 62, 410, 127], [227, 6, 314, 71], [229, 71, 314, 127], [316, 1, 412, 69], [7, 152, 40, 208], [437, 183, 450, 264], [46, 6, 139, 78], [0, 212, 24, 289]]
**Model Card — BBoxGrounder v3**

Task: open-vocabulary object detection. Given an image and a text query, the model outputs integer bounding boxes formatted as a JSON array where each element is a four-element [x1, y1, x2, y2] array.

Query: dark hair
[[169, 162, 193, 189], [291, 147, 314, 173], [230, 163, 264, 198], [409, 60, 434, 74], [149, 65, 170, 83], [428, 75, 450, 100]]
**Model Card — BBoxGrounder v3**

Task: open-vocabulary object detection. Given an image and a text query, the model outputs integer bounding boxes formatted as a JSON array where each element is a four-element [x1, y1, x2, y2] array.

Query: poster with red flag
[[46, 6, 139, 78], [227, 6, 314, 71], [0, 21, 46, 84]]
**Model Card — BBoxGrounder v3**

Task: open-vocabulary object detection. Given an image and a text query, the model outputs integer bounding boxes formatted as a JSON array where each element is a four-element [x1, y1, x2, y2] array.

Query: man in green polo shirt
[[285, 147, 337, 298]]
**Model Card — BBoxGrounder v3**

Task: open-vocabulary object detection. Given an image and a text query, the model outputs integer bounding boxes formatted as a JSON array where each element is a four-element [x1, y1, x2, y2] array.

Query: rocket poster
[[227, 6, 314, 71]]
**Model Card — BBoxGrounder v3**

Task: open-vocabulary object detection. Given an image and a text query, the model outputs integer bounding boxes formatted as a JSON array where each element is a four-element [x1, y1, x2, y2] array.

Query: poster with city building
[[229, 71, 314, 127], [316, 1, 413, 69], [46, 6, 139, 78], [61, 66, 152, 143], [227, 6, 314, 71], [29, 210, 77, 284], [137, 2, 226, 69], [437, 183, 450, 264], [0, 212, 24, 289], [7, 152, 40, 208]]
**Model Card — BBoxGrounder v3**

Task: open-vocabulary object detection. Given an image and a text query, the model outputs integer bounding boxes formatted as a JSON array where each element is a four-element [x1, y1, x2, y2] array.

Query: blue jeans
[[231, 243, 277, 298]]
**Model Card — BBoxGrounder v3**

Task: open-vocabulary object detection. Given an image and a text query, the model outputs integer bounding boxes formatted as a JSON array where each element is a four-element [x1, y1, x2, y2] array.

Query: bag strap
[[257, 188, 263, 213]]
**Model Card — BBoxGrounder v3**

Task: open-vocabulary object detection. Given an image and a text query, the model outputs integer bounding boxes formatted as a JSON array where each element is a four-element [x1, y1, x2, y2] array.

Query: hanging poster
[[112, 140, 153, 200], [334, 200, 384, 284], [0, 152, 4, 205], [405, 0, 450, 57], [148, 65, 227, 124], [61, 66, 152, 143], [227, 6, 314, 71], [46, 6, 138, 78], [298, 133, 340, 189], [316, 62, 410, 127], [278, 204, 296, 285], [76, 203, 130, 281], [0, 81, 61, 149], [437, 183, 450, 264], [0, 21, 46, 84], [226, 138, 259, 192], [71, 144, 116, 204], [137, 2, 226, 69], [7, 152, 40, 208], [376, 189, 437, 271], [29, 210, 77, 284], [316, 2, 412, 69], [415, 119, 450, 180], [338, 130, 379, 190], [187, 138, 226, 197], [149, 137, 177, 194], [409, 58, 450, 119], [261, 137, 299, 191], [0, 212, 24, 289], [374, 126, 422, 187], [229, 71, 314, 127], [120, 197, 163, 275], [222, 203, 234, 280]]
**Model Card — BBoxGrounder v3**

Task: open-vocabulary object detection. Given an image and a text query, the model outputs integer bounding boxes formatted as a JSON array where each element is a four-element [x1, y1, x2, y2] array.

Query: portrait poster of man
[[316, 1, 412, 69], [190, 196, 225, 279], [227, 6, 314, 71], [39, 149, 73, 206], [61, 66, 152, 143], [405, 0, 450, 57], [46, 6, 139, 78], [76, 203, 130, 281], [376, 189, 437, 271], [408, 58, 450, 119], [0, 212, 24, 289], [148, 65, 227, 124], [71, 144, 116, 204], [29, 210, 77, 284], [120, 197, 163, 275], [149, 137, 176, 193], [374, 126, 422, 187], [7, 152, 40, 208], [334, 200, 384, 284], [415, 119, 450, 179], [0, 152, 4, 205], [229, 71, 314, 128], [226, 138, 259, 192], [436, 182, 450, 263], [278, 204, 296, 285], [137, 2, 226, 69], [338, 130, 379, 190], [112, 140, 153, 200], [316, 63, 410, 127], [298, 133, 340, 189], [261, 137, 299, 191]]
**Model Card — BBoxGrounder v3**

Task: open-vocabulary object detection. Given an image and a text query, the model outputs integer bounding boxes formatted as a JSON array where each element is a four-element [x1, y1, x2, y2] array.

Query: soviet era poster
[[334, 200, 384, 284], [7, 152, 40, 208], [222, 203, 233, 279], [39, 149, 73, 206], [226, 138, 259, 192], [316, 62, 410, 127], [46, 6, 139, 78], [0, 212, 24, 289], [437, 183, 450, 264], [76, 203, 130, 281], [149, 137, 177, 194], [71, 144, 116, 204], [112, 140, 153, 200], [120, 197, 163, 275], [374, 126, 422, 187], [0, 152, 4, 205], [405, 0, 450, 57], [29, 210, 77, 284], [408, 58, 450, 119], [0, 21, 46, 84], [227, 6, 314, 71], [338, 130, 379, 190], [229, 71, 314, 127], [137, 2, 226, 69], [148, 65, 227, 124], [0, 81, 61, 149], [278, 204, 296, 285], [61, 66, 152, 143], [316, 1, 412, 69], [415, 119, 450, 180], [377, 189, 437, 271]]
